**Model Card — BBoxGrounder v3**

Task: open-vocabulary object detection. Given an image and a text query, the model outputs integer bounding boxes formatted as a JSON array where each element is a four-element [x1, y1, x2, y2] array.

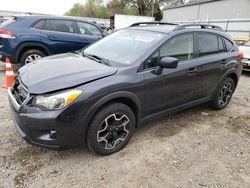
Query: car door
[[194, 33, 229, 99], [143, 33, 200, 116], [76, 21, 103, 48], [40, 19, 83, 54]]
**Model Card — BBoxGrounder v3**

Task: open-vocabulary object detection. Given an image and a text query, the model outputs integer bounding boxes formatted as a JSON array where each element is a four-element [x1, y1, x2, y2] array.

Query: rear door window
[[32, 20, 45, 29], [44, 20, 76, 33], [197, 33, 221, 57]]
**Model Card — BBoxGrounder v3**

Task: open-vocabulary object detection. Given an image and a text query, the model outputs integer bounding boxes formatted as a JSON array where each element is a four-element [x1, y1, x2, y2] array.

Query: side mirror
[[154, 57, 178, 75]]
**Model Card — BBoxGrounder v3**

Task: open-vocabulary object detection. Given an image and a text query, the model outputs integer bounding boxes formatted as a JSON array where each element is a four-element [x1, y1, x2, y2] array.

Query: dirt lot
[[0, 70, 250, 188]]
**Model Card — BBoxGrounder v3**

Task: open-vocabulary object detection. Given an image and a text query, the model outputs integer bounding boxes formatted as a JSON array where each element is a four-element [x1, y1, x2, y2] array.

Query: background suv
[[9, 23, 243, 155], [0, 16, 105, 65]]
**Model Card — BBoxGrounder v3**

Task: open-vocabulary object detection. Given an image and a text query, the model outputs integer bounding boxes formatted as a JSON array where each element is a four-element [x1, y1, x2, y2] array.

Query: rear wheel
[[210, 77, 235, 110], [20, 49, 45, 66], [87, 103, 135, 155]]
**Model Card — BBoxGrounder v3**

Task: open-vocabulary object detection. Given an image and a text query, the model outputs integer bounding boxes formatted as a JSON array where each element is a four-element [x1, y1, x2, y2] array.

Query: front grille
[[12, 78, 29, 105]]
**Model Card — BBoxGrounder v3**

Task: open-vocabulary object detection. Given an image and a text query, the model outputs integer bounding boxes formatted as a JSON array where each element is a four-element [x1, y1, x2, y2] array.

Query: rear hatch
[[0, 17, 18, 58]]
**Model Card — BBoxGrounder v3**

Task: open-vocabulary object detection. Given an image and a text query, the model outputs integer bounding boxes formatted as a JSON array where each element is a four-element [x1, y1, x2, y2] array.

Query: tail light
[[0, 29, 15, 38], [237, 51, 244, 60]]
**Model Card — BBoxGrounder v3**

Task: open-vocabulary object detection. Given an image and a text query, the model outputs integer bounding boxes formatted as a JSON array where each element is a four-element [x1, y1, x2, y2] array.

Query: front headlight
[[33, 90, 82, 110]]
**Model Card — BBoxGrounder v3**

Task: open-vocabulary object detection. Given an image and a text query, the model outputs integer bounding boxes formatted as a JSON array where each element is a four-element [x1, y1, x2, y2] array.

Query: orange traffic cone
[[2, 57, 15, 89]]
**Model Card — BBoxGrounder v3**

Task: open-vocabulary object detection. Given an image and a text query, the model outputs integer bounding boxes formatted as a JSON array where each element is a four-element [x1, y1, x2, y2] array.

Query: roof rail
[[173, 24, 223, 31], [130, 21, 178, 27]]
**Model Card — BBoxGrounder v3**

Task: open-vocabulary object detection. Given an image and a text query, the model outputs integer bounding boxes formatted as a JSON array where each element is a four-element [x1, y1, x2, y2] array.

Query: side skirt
[[138, 96, 211, 126]]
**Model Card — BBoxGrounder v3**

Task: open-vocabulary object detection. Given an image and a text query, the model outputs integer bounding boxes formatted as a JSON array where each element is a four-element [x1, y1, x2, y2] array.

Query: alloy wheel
[[97, 113, 130, 150], [25, 54, 42, 64], [218, 82, 233, 106]]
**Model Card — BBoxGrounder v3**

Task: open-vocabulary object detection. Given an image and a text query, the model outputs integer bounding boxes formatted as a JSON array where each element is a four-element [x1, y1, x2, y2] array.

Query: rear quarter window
[[224, 38, 236, 52], [43, 19, 76, 33], [218, 36, 225, 53]]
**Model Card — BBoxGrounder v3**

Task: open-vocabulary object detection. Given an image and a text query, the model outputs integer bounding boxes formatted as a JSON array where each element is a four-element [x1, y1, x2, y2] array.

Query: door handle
[[80, 38, 89, 42], [187, 68, 198, 75]]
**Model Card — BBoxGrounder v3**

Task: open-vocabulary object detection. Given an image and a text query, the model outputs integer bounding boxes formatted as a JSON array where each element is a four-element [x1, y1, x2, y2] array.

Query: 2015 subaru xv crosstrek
[[9, 23, 243, 155]]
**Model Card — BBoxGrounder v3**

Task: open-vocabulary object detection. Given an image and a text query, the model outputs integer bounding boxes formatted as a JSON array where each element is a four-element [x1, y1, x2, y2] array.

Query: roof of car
[[17, 15, 95, 23]]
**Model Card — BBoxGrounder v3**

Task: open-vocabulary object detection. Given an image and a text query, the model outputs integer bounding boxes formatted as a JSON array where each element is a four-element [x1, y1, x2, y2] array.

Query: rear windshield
[[0, 18, 17, 27]]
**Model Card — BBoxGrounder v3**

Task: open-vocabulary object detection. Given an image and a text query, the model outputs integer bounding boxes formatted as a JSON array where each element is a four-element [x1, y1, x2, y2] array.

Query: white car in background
[[239, 40, 250, 71]]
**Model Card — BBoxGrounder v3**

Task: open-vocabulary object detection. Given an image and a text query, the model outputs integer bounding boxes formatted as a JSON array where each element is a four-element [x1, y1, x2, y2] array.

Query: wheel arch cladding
[[228, 73, 238, 88], [212, 71, 238, 99], [16, 43, 50, 63]]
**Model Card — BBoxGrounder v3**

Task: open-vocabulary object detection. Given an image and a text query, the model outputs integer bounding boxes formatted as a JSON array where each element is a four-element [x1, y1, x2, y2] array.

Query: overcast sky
[[1, 0, 86, 15]]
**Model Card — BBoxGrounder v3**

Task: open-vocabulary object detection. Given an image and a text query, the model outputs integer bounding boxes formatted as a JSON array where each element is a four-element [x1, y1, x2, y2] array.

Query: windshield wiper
[[84, 54, 110, 66]]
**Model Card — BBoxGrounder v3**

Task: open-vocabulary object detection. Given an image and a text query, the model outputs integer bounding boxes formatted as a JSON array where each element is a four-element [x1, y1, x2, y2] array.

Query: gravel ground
[[0, 70, 250, 188]]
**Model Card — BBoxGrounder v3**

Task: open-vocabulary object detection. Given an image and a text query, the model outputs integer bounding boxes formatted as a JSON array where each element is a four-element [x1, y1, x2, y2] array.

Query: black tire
[[87, 103, 136, 155], [20, 49, 45, 66], [210, 77, 235, 110]]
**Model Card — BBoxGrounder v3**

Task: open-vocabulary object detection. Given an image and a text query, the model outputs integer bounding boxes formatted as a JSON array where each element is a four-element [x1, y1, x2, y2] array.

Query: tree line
[[65, 0, 194, 20]]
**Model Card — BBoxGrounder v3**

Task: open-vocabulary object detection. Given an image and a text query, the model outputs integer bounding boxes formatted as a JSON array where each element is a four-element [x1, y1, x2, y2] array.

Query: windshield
[[84, 29, 165, 65], [244, 40, 250, 46]]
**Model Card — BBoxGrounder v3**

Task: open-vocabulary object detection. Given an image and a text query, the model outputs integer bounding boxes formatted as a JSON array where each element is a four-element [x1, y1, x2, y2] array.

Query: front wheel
[[210, 77, 235, 110], [87, 103, 135, 155]]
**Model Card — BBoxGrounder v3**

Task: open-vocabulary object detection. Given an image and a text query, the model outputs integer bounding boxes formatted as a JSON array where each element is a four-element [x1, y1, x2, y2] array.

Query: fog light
[[50, 130, 57, 139]]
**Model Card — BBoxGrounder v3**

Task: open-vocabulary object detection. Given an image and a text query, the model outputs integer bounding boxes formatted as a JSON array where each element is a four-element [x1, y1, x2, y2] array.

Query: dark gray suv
[[9, 22, 243, 155]]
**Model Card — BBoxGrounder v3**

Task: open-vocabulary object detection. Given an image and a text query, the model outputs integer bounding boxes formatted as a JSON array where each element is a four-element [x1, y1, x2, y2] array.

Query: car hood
[[239, 46, 250, 59], [18, 53, 118, 94]]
